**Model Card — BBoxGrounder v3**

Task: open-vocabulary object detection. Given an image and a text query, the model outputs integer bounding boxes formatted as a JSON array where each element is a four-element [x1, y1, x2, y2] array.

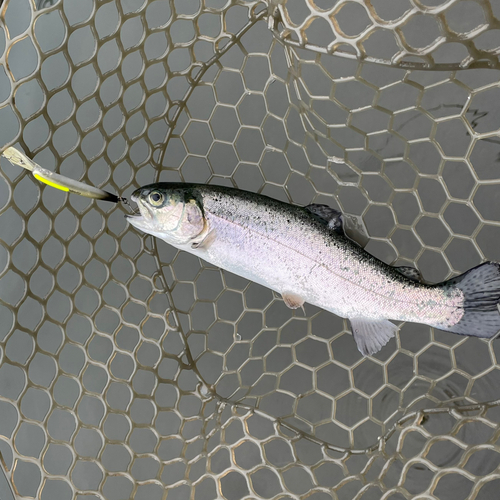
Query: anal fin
[[349, 317, 398, 356], [282, 292, 305, 310]]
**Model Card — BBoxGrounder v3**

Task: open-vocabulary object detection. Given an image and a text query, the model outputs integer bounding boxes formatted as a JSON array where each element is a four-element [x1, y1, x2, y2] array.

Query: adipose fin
[[396, 266, 423, 282]]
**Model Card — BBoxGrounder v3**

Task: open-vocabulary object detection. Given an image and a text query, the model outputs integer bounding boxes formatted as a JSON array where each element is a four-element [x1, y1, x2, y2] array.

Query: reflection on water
[[36, 0, 57, 8], [0, 454, 15, 500]]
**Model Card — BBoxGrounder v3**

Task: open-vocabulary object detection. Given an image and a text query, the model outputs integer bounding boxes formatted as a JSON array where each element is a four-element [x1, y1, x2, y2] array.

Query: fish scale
[[127, 183, 500, 356]]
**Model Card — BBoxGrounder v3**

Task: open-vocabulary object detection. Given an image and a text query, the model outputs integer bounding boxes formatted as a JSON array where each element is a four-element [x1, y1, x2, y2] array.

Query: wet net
[[1, 0, 500, 499]]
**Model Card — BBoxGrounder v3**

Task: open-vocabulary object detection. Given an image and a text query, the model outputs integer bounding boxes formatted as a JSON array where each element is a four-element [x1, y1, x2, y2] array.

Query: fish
[[126, 183, 500, 356]]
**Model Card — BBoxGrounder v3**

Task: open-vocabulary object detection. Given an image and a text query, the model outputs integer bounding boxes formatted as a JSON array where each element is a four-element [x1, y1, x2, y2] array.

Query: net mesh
[[1, 0, 500, 499], [270, 0, 500, 70]]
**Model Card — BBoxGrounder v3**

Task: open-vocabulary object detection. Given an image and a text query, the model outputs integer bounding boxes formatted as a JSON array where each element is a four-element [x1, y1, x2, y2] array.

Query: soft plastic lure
[[1, 146, 122, 203]]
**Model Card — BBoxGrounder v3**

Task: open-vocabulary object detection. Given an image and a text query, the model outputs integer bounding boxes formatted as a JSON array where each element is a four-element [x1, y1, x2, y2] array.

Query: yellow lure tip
[[34, 173, 70, 192]]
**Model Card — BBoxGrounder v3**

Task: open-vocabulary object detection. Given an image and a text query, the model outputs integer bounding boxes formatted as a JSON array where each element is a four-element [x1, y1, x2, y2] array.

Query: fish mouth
[[124, 192, 150, 230], [125, 212, 148, 230]]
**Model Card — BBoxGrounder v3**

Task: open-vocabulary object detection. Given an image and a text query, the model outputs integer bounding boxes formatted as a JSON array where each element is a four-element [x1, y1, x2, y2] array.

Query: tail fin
[[442, 262, 500, 339]]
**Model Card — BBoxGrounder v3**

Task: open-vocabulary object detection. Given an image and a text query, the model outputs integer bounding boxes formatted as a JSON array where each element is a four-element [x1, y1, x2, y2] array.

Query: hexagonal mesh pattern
[[270, 0, 500, 70], [1, 0, 500, 499]]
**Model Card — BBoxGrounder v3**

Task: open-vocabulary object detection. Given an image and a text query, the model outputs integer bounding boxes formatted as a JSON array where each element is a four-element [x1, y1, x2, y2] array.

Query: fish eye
[[149, 191, 164, 206]]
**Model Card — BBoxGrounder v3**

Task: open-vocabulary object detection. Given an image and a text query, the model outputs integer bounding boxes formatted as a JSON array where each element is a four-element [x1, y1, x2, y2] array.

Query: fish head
[[126, 183, 206, 245]]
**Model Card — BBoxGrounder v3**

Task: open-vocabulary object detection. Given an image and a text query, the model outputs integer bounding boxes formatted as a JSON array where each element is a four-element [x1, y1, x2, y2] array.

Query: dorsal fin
[[305, 204, 343, 234]]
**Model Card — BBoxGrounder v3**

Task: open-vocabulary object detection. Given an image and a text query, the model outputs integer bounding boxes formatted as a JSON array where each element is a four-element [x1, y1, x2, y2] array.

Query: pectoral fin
[[349, 317, 398, 356], [282, 292, 305, 310], [191, 229, 216, 250]]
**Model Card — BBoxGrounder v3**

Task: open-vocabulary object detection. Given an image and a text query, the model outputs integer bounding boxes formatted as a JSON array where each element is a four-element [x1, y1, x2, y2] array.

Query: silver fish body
[[127, 183, 500, 355]]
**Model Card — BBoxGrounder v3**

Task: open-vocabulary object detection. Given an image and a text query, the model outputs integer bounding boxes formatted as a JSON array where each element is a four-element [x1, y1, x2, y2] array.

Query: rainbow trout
[[127, 183, 500, 356]]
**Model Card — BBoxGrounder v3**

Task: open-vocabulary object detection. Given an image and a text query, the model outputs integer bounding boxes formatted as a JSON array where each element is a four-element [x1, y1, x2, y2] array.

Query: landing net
[[1, 1, 500, 499]]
